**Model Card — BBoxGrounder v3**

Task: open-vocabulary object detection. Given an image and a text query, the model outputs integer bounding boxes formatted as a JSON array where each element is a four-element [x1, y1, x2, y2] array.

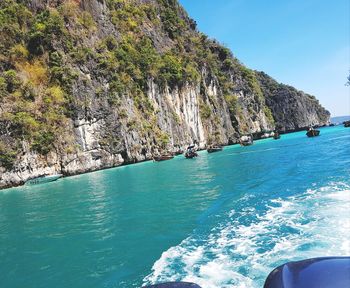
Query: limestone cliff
[[257, 72, 330, 132], [0, 0, 330, 188]]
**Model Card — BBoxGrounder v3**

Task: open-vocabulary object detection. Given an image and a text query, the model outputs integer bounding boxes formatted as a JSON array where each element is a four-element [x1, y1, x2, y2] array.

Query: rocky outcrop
[[0, 0, 330, 189], [257, 72, 330, 132]]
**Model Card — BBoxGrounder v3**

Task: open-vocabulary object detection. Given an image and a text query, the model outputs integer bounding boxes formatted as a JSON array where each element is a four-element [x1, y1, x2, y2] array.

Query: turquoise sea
[[0, 126, 349, 288]]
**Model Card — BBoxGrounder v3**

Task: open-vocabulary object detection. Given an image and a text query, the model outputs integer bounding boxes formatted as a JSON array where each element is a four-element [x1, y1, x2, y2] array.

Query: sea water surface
[[0, 126, 349, 288]]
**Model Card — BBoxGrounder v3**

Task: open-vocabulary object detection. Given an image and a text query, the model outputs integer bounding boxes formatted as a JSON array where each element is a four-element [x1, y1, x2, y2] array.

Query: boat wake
[[227, 147, 279, 155], [143, 182, 350, 288]]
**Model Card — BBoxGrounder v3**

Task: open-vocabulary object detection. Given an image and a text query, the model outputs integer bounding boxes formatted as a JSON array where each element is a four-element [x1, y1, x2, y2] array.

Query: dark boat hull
[[153, 156, 174, 162], [264, 257, 350, 288], [207, 147, 223, 153], [26, 174, 62, 185], [344, 120, 350, 127], [240, 141, 253, 146], [185, 152, 198, 158], [273, 133, 280, 140], [306, 130, 320, 137]]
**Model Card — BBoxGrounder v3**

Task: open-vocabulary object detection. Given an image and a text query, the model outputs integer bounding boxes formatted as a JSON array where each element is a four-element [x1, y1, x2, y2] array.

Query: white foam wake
[[143, 182, 350, 288]]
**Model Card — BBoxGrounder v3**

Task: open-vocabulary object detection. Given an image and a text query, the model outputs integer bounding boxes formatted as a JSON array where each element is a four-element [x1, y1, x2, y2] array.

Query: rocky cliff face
[[257, 72, 330, 132], [0, 0, 330, 188]]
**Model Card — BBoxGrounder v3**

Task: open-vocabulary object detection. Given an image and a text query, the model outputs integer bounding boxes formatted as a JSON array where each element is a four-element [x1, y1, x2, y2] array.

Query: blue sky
[[179, 0, 350, 116]]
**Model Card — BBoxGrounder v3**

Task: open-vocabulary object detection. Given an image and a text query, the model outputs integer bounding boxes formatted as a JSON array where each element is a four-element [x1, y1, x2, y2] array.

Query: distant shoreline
[[330, 115, 350, 123]]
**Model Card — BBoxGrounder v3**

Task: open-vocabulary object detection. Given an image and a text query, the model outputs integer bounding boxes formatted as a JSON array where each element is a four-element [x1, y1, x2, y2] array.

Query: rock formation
[[0, 0, 330, 188]]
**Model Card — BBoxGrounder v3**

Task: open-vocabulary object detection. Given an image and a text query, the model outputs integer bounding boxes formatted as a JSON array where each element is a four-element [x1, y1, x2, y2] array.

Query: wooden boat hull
[[153, 156, 174, 162], [26, 174, 62, 185], [185, 152, 198, 158], [306, 130, 320, 137], [207, 147, 223, 153], [240, 141, 253, 146]]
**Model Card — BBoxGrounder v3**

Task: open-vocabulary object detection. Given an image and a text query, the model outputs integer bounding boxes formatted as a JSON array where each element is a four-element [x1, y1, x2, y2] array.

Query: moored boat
[[260, 132, 270, 139], [273, 131, 280, 140], [185, 145, 198, 158], [207, 146, 223, 153], [25, 174, 62, 185], [185, 151, 198, 158], [306, 128, 320, 137], [240, 135, 253, 146], [153, 155, 174, 162], [344, 120, 350, 127]]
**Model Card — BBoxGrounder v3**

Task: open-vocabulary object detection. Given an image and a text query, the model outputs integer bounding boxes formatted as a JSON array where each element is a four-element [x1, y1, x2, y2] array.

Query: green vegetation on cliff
[[0, 0, 329, 175], [0, 1, 73, 165]]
